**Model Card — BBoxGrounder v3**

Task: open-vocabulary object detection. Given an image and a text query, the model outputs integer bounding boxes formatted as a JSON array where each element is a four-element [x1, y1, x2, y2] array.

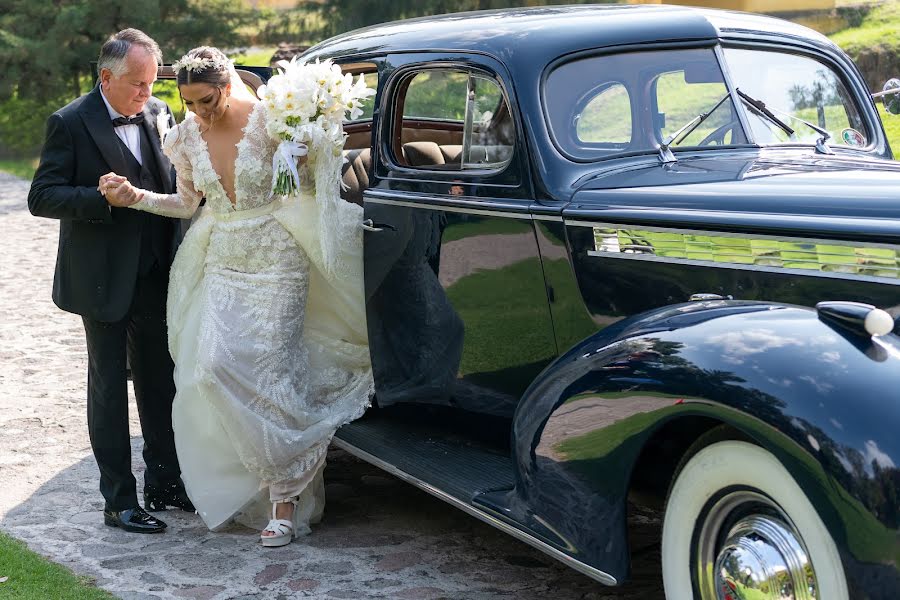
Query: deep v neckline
[[193, 102, 260, 209]]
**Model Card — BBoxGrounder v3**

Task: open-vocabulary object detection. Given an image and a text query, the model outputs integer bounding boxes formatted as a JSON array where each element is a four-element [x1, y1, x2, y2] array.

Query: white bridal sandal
[[260, 497, 298, 548]]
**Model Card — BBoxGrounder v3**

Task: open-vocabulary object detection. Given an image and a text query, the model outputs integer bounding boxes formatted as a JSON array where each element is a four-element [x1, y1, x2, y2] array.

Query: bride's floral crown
[[172, 53, 232, 75]]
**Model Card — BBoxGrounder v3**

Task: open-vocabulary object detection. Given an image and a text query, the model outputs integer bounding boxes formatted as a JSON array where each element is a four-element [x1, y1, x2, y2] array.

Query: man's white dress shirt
[[99, 88, 143, 165]]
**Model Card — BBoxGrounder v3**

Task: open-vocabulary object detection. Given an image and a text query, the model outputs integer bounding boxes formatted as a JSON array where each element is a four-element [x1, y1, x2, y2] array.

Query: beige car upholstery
[[340, 148, 371, 206]]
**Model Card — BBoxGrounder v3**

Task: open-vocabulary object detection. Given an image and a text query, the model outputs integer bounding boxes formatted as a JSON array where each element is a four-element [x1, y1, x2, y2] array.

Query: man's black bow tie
[[111, 114, 144, 127]]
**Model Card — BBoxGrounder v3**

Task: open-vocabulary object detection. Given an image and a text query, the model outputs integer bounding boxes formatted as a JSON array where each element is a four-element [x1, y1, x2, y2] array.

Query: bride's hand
[[98, 173, 126, 196], [104, 179, 144, 207]]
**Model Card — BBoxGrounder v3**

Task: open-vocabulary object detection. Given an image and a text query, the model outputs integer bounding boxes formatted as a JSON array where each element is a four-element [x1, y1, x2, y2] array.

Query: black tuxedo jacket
[[28, 86, 178, 322]]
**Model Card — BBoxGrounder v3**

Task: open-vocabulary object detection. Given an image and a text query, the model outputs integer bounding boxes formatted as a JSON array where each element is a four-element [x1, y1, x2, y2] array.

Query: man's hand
[[99, 173, 142, 207]]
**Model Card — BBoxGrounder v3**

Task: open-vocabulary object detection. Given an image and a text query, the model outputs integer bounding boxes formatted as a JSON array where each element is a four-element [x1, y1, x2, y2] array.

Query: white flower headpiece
[[172, 54, 232, 76]]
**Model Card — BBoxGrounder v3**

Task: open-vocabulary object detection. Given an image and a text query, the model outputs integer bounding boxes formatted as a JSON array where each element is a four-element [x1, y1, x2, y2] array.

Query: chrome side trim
[[531, 214, 565, 222], [564, 214, 900, 248], [566, 219, 900, 252], [581, 222, 900, 285], [365, 195, 533, 220], [332, 436, 619, 587], [586, 249, 900, 286]]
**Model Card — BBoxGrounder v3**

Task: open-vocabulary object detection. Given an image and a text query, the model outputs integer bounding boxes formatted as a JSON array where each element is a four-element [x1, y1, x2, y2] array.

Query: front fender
[[507, 300, 900, 589]]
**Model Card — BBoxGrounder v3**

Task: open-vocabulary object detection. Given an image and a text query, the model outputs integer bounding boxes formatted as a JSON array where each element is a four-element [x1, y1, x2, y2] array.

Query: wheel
[[698, 120, 739, 146], [662, 440, 849, 600]]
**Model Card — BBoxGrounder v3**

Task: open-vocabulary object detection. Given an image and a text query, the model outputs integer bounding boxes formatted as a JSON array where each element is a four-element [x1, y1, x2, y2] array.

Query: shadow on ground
[[1, 441, 663, 600]]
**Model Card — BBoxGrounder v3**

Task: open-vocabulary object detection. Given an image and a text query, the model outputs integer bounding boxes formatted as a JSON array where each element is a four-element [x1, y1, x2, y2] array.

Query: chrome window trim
[[365, 195, 534, 220], [384, 61, 518, 177], [714, 44, 754, 145]]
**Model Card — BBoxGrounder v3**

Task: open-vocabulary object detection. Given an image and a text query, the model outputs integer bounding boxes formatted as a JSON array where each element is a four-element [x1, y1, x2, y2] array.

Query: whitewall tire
[[661, 440, 849, 600]]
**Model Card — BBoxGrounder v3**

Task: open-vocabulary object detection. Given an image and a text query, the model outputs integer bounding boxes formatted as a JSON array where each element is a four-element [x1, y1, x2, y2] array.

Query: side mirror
[[877, 78, 900, 115]]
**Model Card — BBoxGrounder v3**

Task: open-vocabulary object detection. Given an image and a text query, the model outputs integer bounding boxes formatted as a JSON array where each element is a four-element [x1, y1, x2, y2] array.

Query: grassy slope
[[829, 1, 900, 156], [0, 531, 116, 599], [231, 46, 278, 67], [830, 0, 900, 52], [879, 104, 900, 156]]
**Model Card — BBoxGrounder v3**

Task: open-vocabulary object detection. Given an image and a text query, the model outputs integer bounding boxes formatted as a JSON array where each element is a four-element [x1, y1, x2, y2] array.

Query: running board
[[333, 419, 618, 586]]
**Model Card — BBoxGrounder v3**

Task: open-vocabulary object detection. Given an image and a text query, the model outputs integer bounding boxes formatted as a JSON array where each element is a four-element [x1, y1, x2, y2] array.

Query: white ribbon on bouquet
[[270, 139, 309, 197]]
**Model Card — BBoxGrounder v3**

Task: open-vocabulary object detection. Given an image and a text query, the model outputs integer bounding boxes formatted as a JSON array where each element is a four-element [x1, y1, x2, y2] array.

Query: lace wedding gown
[[130, 102, 373, 532]]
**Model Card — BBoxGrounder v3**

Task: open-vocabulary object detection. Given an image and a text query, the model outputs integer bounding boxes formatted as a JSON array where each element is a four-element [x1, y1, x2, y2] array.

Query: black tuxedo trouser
[[82, 265, 180, 511]]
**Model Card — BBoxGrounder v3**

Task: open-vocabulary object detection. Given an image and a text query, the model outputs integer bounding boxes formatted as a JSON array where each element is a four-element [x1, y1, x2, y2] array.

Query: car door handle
[[689, 293, 733, 302], [361, 219, 383, 232], [360, 219, 396, 232]]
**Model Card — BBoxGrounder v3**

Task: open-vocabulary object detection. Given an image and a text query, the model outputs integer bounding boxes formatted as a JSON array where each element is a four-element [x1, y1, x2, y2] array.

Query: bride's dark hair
[[175, 46, 231, 88]]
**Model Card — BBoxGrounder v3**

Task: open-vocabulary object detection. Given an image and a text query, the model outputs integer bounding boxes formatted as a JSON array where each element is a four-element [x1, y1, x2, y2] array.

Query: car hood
[[571, 152, 900, 220]]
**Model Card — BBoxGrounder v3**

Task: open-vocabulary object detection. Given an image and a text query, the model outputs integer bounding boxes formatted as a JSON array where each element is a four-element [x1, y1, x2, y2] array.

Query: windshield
[[722, 48, 869, 148], [544, 45, 872, 161]]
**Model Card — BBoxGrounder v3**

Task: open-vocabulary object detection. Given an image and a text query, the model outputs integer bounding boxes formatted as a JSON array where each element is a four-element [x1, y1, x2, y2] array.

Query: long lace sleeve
[[129, 125, 203, 219]]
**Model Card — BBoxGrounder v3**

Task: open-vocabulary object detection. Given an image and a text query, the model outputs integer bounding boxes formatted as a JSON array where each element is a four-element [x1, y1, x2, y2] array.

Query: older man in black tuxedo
[[28, 29, 194, 533]]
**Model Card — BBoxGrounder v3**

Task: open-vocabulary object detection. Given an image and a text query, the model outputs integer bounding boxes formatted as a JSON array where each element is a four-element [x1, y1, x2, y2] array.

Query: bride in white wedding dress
[[100, 46, 373, 547]]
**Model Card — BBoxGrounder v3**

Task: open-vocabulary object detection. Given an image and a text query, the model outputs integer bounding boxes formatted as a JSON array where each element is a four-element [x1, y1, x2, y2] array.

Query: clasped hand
[[98, 173, 143, 207]]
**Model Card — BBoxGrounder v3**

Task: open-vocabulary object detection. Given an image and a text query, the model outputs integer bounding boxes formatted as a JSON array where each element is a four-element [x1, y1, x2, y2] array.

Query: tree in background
[[0, 0, 256, 156]]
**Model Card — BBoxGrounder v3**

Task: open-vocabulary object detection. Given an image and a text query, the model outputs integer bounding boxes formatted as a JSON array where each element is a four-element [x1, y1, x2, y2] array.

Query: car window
[[723, 48, 869, 148], [395, 68, 514, 171], [403, 70, 468, 120], [545, 48, 745, 160], [344, 71, 378, 122], [655, 72, 738, 146], [576, 83, 631, 144]]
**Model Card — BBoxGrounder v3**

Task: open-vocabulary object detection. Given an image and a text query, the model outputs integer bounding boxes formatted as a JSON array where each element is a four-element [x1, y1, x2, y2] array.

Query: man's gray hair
[[98, 29, 162, 77]]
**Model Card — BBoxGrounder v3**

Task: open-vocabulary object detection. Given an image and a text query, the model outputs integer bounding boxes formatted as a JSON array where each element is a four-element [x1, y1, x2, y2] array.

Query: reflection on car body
[[294, 6, 900, 598]]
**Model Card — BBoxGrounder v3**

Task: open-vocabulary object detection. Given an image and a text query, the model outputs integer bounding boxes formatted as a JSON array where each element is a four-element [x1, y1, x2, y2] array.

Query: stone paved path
[[0, 171, 664, 599]]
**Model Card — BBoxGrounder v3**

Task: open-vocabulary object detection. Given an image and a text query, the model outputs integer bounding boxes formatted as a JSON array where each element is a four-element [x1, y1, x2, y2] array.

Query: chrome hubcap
[[696, 491, 818, 600]]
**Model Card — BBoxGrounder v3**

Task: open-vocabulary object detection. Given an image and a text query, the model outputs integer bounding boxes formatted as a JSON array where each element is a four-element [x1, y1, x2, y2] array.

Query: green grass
[[830, 0, 900, 52], [442, 216, 531, 244], [557, 403, 676, 464], [442, 250, 597, 385], [446, 256, 557, 377], [879, 104, 900, 157], [537, 257, 597, 352], [0, 531, 116, 599], [829, 0, 900, 159], [231, 46, 277, 68], [0, 158, 38, 181]]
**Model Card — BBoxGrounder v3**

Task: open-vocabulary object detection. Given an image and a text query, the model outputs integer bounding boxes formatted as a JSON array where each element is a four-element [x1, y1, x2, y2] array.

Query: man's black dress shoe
[[103, 506, 167, 534], [144, 483, 196, 512]]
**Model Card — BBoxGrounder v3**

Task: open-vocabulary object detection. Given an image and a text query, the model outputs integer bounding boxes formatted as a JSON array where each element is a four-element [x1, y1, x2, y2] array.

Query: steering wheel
[[698, 120, 740, 146]]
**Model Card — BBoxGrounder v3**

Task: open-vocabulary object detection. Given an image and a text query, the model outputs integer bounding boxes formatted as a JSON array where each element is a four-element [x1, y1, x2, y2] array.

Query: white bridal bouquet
[[259, 58, 375, 198]]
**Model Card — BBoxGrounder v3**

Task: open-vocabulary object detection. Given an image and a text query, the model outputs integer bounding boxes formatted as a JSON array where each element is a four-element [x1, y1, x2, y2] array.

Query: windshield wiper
[[658, 92, 732, 163], [735, 89, 794, 138], [736, 89, 833, 155]]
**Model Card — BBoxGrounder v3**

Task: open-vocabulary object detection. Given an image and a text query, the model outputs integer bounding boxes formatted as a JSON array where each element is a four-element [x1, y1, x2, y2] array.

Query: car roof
[[303, 4, 834, 64]]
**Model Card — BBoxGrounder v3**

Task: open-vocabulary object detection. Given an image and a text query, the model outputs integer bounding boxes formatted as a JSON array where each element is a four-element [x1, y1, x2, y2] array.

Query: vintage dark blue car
[[291, 5, 900, 599]]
